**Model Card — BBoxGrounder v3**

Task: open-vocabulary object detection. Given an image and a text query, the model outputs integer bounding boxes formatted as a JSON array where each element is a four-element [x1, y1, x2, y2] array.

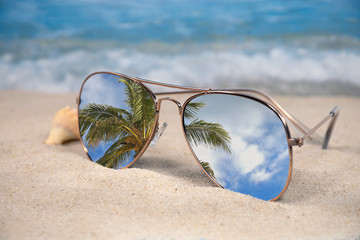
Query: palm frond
[[118, 77, 155, 137], [118, 78, 138, 121], [184, 102, 205, 120], [185, 119, 232, 153], [96, 136, 136, 169], [79, 103, 131, 149], [200, 160, 216, 180]]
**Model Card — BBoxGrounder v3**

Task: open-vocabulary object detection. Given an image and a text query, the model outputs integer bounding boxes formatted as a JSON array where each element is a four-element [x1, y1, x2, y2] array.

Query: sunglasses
[[77, 71, 340, 201]]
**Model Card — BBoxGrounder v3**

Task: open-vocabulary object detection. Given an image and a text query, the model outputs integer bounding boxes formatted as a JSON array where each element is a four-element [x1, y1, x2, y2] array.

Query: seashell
[[45, 106, 80, 145]]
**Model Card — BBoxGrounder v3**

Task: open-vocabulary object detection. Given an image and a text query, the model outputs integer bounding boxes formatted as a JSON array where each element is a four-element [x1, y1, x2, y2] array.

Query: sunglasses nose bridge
[[156, 97, 183, 115]]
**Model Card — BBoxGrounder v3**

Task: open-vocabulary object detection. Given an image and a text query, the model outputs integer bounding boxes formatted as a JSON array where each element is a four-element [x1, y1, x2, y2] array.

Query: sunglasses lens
[[183, 94, 291, 201], [78, 73, 156, 169]]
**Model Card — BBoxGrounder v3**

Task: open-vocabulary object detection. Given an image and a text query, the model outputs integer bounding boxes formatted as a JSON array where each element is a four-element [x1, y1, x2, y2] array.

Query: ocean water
[[1, 0, 360, 95]]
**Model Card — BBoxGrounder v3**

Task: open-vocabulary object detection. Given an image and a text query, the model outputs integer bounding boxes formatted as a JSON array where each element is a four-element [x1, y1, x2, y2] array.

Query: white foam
[[1, 46, 360, 93]]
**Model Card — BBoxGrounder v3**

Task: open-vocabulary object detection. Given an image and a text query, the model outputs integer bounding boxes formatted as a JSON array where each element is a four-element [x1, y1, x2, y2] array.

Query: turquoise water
[[1, 0, 359, 94]]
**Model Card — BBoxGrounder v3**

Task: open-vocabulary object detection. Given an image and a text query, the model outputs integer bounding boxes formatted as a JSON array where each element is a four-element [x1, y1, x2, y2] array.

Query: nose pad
[[150, 122, 168, 147]]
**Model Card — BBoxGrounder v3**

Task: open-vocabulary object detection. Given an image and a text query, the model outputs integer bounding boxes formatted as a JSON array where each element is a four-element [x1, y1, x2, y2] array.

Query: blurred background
[[1, 0, 359, 95]]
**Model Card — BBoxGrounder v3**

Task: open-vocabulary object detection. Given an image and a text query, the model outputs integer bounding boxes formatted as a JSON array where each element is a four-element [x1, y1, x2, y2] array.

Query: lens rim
[[77, 71, 159, 169], [181, 91, 293, 201]]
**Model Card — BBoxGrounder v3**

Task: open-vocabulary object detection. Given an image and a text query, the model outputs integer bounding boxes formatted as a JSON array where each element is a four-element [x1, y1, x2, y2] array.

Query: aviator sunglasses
[[77, 71, 340, 201]]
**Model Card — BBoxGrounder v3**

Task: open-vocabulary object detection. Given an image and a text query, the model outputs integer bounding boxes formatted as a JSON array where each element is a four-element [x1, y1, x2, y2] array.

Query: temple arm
[[288, 106, 340, 149]]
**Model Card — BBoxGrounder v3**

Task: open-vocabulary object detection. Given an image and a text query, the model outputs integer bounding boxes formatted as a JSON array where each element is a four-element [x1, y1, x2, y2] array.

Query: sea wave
[[1, 42, 359, 95]]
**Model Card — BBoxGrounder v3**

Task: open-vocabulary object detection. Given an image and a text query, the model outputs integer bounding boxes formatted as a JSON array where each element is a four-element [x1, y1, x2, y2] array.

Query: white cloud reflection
[[250, 169, 272, 183], [231, 136, 265, 175], [80, 73, 128, 109]]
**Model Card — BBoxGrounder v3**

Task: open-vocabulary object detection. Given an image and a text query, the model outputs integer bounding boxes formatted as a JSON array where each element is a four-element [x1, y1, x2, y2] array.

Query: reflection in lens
[[78, 73, 156, 169], [183, 94, 290, 201]]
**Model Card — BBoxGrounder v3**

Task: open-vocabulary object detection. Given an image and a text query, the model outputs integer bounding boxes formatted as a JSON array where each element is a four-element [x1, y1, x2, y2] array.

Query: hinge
[[288, 138, 304, 147]]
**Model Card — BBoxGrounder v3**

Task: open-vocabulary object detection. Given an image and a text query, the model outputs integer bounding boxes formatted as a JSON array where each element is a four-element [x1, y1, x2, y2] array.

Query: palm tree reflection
[[79, 78, 155, 169]]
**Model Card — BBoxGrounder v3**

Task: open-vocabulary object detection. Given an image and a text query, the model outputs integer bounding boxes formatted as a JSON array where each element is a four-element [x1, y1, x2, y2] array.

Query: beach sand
[[0, 90, 359, 239]]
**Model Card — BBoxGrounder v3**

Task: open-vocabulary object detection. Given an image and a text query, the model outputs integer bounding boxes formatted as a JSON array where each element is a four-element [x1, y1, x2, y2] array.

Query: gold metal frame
[[77, 71, 340, 201]]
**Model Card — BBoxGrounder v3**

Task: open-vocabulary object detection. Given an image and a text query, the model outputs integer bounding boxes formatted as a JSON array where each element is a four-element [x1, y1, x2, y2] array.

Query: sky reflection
[[184, 94, 290, 200]]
